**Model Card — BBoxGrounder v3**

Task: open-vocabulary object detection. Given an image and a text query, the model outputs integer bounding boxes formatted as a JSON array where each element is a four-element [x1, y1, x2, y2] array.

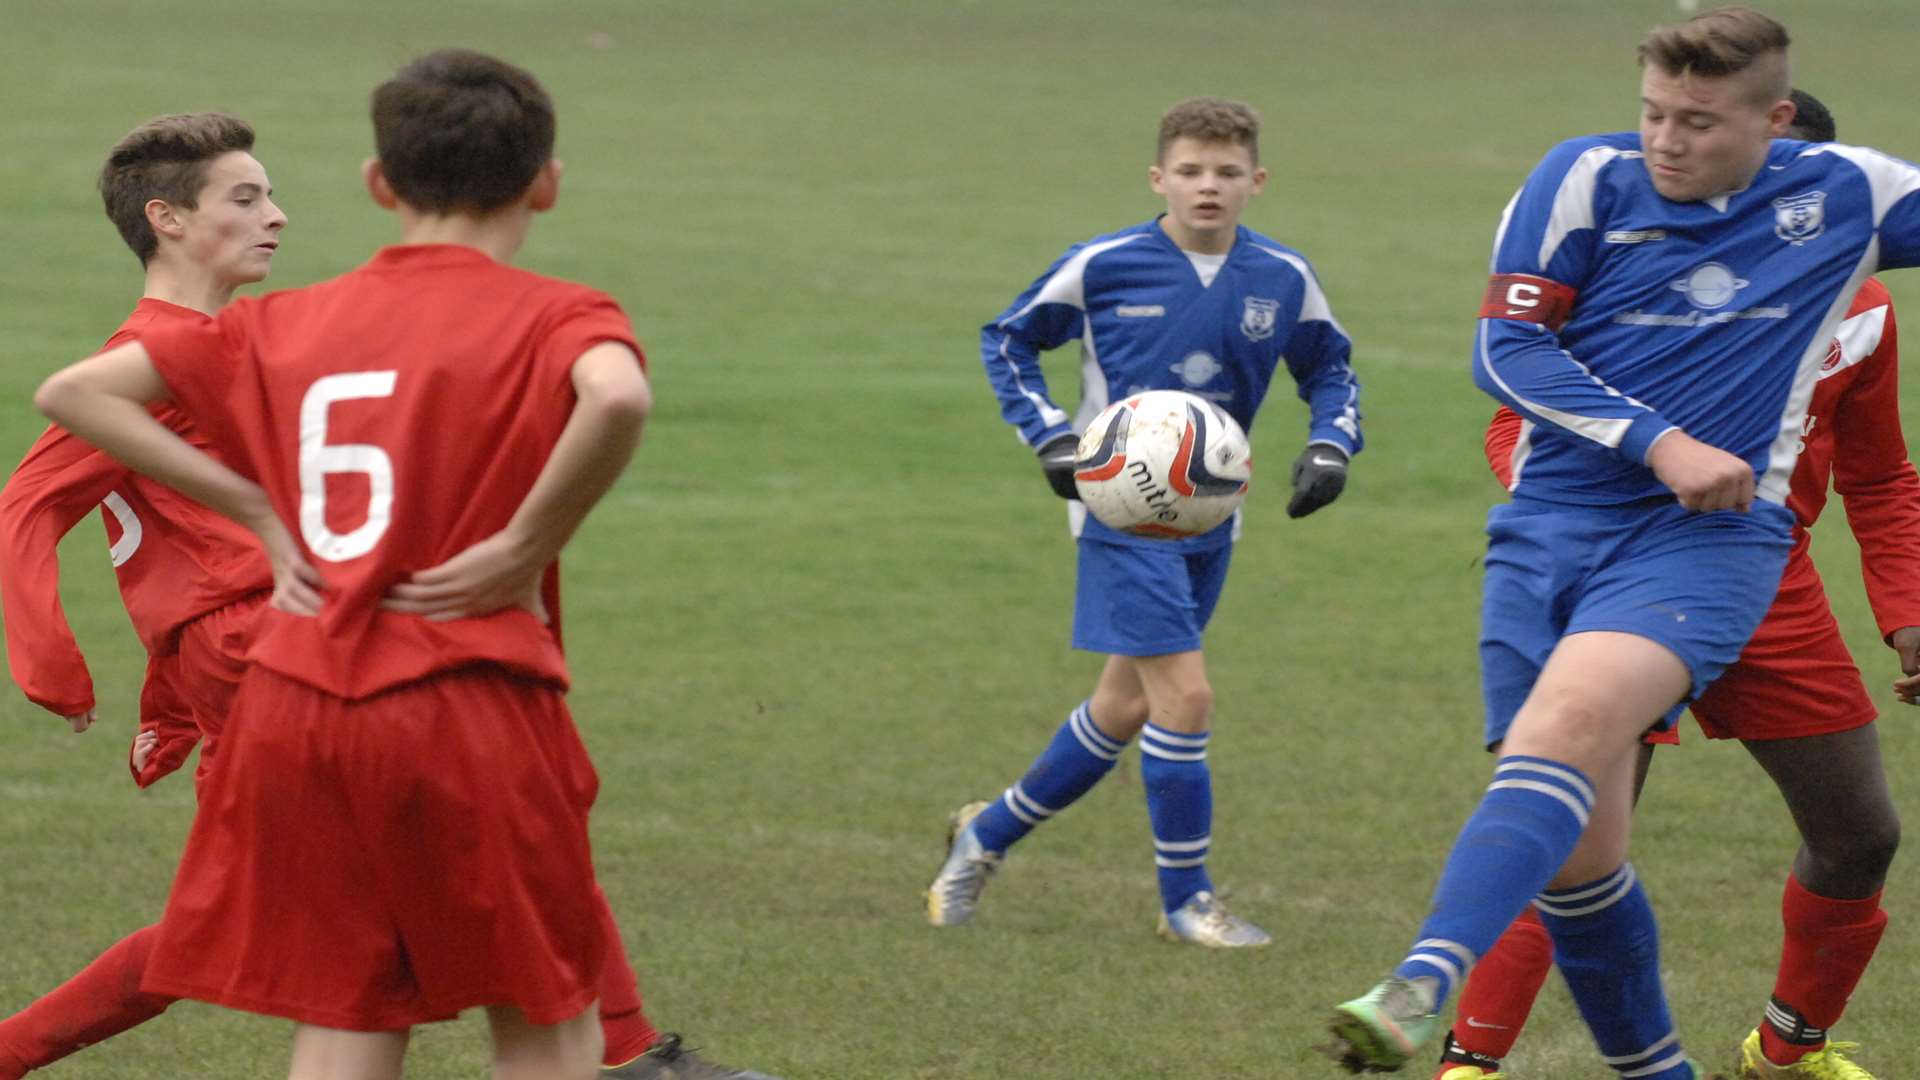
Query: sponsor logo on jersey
[[1613, 305, 1789, 327], [1240, 296, 1280, 341], [1669, 262, 1749, 309], [1603, 229, 1667, 245], [1773, 191, 1827, 244], [1116, 304, 1165, 318], [1170, 351, 1223, 387]]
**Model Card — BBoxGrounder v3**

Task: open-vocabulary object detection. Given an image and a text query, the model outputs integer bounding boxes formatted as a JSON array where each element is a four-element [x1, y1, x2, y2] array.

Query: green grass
[[3, 1, 1920, 1077]]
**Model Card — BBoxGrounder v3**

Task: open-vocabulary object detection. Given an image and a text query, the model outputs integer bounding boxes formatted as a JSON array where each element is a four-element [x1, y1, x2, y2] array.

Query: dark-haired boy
[[928, 96, 1361, 945], [37, 51, 648, 1080], [0, 111, 283, 1079]]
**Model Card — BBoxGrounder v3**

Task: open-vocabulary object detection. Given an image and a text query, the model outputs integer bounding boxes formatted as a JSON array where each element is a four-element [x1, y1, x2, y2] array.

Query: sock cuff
[[1066, 701, 1128, 761], [1536, 863, 1638, 919], [1487, 755, 1595, 828], [1783, 873, 1887, 928], [1141, 722, 1208, 762]]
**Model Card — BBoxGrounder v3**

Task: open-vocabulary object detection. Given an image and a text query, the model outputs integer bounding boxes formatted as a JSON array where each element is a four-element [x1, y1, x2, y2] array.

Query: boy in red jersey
[[34, 51, 658, 1080], [3, 107, 769, 1080], [1434, 86, 1911, 1080], [0, 112, 283, 1078]]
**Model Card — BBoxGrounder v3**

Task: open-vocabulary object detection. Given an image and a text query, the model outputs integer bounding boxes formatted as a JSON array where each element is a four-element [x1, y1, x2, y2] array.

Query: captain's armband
[[1480, 274, 1576, 332]]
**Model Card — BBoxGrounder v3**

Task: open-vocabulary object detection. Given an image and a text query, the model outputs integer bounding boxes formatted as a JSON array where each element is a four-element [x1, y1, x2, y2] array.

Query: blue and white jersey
[[982, 218, 1361, 550], [1477, 132, 1920, 508]]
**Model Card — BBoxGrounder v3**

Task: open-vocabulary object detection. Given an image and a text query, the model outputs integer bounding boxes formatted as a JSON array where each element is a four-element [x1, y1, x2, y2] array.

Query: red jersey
[[1485, 279, 1920, 639], [137, 245, 642, 700], [0, 299, 271, 717]]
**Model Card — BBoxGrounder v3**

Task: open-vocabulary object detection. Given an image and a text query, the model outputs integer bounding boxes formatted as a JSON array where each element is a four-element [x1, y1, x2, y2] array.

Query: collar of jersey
[[366, 243, 500, 271]]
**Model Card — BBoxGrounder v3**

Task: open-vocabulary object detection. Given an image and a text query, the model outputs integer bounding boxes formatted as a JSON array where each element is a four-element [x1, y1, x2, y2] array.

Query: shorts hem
[[1698, 708, 1878, 742], [139, 975, 595, 1032], [1072, 637, 1202, 658], [1562, 620, 1706, 696]]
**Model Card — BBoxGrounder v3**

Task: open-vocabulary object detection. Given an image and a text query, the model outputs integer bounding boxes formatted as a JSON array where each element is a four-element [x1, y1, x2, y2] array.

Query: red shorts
[[134, 592, 269, 789], [1647, 547, 1877, 745], [142, 664, 604, 1031]]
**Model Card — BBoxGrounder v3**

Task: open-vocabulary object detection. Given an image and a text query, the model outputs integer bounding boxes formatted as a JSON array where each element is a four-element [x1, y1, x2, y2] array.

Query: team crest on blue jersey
[[1773, 192, 1827, 244], [1170, 351, 1222, 387], [1240, 297, 1280, 342], [1669, 262, 1749, 310]]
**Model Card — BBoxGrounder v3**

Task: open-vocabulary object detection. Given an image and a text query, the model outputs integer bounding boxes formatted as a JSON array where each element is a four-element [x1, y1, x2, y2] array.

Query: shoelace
[[1796, 1041, 1869, 1079]]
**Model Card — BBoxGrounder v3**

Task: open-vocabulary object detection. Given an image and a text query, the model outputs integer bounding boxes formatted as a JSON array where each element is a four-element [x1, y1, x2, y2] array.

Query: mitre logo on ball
[[1073, 389, 1251, 539]]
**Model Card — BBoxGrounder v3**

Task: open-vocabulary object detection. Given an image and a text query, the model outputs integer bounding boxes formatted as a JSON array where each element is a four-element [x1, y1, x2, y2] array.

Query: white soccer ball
[[1072, 389, 1251, 538]]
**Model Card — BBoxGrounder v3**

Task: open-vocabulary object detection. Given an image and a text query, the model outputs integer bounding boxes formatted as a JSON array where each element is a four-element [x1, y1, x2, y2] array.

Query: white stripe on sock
[[1495, 759, 1597, 807], [1486, 778, 1592, 828], [1536, 865, 1637, 917]]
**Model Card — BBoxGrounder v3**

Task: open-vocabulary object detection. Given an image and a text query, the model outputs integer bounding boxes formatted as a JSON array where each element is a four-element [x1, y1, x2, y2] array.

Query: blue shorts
[[1072, 538, 1232, 656], [1479, 497, 1793, 748]]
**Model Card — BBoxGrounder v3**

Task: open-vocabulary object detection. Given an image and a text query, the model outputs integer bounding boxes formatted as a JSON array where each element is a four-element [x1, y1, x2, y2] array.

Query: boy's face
[[1150, 137, 1266, 245], [169, 151, 287, 286], [1639, 65, 1791, 202]]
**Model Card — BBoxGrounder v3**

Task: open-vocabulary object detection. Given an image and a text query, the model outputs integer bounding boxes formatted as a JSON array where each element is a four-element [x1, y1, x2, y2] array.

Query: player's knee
[[1814, 805, 1901, 882], [1157, 680, 1213, 732]]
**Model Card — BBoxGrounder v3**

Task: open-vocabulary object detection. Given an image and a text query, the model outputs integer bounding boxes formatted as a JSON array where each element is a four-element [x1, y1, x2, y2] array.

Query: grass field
[[3, 1, 1920, 1077]]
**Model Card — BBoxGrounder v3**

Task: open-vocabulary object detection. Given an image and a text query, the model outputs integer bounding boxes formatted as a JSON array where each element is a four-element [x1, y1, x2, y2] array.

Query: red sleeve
[[136, 314, 247, 464], [1484, 407, 1524, 489], [1829, 297, 1920, 639], [539, 293, 645, 375], [130, 654, 201, 788], [0, 425, 131, 717]]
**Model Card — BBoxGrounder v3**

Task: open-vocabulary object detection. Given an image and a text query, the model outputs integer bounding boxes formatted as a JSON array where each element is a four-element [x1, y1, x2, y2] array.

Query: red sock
[[1759, 875, 1887, 1066], [593, 889, 659, 1067], [1448, 908, 1554, 1062], [0, 924, 174, 1077]]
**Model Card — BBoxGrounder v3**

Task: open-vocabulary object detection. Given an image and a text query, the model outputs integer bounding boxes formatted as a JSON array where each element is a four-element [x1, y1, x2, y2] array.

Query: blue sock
[[1141, 723, 1212, 913], [1392, 755, 1595, 1009], [1539, 866, 1693, 1080], [970, 701, 1127, 854]]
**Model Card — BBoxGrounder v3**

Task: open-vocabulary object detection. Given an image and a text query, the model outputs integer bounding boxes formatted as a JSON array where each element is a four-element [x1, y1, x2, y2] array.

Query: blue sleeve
[[1280, 294, 1362, 456], [1472, 139, 1677, 464], [1860, 150, 1920, 269], [981, 249, 1084, 447]]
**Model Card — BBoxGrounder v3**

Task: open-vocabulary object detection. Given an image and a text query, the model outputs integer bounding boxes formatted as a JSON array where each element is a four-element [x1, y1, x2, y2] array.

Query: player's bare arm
[[34, 342, 323, 614], [1645, 428, 1754, 512], [382, 341, 649, 621]]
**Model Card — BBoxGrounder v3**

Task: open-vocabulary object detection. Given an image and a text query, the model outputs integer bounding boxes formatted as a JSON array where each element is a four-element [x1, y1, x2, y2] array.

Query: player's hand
[[1036, 433, 1080, 500], [381, 531, 550, 623], [1890, 626, 1920, 705], [1287, 444, 1349, 519], [1647, 430, 1753, 512], [131, 729, 159, 772], [242, 509, 324, 616], [63, 708, 95, 733]]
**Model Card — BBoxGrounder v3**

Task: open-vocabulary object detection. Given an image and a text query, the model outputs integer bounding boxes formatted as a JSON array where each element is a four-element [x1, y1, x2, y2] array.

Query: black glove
[[1287, 444, 1348, 518], [1036, 433, 1080, 500]]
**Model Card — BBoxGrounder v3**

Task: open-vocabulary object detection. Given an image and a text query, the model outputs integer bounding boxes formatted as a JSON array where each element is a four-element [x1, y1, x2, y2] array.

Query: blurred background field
[[2, 2, 1918, 1076]]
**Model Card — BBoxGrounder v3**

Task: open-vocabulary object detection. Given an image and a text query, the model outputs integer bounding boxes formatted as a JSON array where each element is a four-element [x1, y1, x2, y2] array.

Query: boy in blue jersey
[[1327, 7, 1920, 1077], [925, 97, 1362, 947]]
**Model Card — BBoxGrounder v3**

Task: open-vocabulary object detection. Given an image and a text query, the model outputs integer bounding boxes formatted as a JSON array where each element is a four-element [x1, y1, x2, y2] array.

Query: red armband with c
[[1480, 274, 1576, 332]]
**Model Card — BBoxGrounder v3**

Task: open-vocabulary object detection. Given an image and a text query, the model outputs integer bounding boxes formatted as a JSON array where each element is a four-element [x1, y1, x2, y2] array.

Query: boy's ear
[[363, 158, 400, 209], [528, 159, 563, 212], [145, 198, 186, 243]]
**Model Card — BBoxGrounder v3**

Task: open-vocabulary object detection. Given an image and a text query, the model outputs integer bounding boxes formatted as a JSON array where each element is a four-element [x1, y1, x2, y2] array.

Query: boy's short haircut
[[371, 49, 556, 216], [1638, 5, 1791, 102], [1786, 88, 1835, 142], [1156, 97, 1260, 165], [99, 113, 256, 267]]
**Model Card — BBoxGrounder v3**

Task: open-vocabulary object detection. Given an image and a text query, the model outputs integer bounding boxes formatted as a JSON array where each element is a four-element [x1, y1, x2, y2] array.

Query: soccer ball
[[1072, 390, 1251, 538]]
